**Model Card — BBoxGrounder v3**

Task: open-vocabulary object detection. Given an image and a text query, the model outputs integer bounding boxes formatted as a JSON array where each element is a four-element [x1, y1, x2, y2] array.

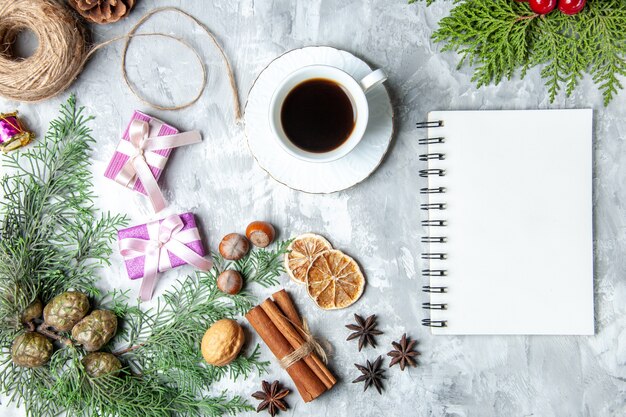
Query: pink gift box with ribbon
[[104, 111, 174, 195], [104, 111, 202, 213], [118, 212, 212, 301]]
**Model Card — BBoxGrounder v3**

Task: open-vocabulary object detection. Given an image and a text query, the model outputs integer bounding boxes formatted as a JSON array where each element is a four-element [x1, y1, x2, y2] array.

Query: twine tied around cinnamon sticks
[[246, 290, 337, 403], [277, 318, 327, 369]]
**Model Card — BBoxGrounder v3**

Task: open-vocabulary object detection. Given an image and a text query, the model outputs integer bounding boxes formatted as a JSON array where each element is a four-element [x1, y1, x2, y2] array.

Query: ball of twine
[[0, 0, 87, 103], [0, 2, 240, 118]]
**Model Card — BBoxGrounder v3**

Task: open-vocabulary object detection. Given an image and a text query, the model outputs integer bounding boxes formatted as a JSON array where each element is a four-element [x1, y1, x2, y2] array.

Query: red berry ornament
[[529, 0, 557, 14], [558, 0, 586, 15]]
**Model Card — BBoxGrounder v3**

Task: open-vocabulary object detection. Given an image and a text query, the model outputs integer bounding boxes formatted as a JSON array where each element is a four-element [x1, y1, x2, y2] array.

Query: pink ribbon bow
[[114, 119, 202, 212], [118, 214, 212, 301]]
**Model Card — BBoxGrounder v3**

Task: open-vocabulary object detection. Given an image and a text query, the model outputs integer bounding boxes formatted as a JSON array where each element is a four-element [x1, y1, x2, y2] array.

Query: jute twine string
[[0, 1, 240, 119], [278, 318, 329, 369]]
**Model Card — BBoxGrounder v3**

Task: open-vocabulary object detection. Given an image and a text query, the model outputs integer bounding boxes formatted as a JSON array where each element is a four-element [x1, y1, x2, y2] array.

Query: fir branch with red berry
[[411, 0, 626, 105]]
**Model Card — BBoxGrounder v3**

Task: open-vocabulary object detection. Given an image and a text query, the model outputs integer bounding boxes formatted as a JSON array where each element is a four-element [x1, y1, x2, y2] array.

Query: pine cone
[[11, 332, 53, 368], [43, 292, 90, 332], [82, 352, 122, 377], [72, 310, 118, 352], [21, 299, 43, 325], [68, 0, 136, 25]]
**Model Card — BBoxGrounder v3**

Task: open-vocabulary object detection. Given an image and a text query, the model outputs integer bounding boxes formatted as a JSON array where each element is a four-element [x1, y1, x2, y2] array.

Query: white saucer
[[244, 46, 394, 194]]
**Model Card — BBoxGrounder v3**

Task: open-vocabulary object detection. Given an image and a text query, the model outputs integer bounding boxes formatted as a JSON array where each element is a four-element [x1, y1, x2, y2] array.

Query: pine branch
[[587, 2, 626, 105], [415, 0, 626, 105], [0, 96, 127, 345], [0, 97, 260, 417], [112, 271, 268, 390], [99, 243, 288, 408], [227, 344, 268, 381], [0, 97, 276, 416], [226, 239, 292, 288]]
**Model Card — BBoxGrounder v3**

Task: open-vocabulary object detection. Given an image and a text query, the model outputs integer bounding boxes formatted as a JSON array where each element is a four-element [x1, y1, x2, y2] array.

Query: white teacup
[[269, 65, 387, 163]]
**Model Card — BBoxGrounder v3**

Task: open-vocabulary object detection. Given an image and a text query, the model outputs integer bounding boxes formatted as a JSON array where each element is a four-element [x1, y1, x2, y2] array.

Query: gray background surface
[[1, 1, 625, 416]]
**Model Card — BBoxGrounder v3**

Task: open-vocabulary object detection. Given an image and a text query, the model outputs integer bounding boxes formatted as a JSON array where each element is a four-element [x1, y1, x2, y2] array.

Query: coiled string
[[0, 0, 87, 103], [0, 1, 240, 119]]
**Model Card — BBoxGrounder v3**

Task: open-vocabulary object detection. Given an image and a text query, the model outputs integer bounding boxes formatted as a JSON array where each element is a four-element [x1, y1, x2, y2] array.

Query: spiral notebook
[[419, 109, 594, 335]]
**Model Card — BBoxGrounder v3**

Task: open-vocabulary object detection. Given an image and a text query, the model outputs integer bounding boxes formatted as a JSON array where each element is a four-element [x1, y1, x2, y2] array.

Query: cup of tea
[[269, 65, 387, 163]]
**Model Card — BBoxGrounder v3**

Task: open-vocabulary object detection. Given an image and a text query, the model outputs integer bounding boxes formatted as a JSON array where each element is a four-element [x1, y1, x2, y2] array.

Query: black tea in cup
[[280, 78, 356, 153]]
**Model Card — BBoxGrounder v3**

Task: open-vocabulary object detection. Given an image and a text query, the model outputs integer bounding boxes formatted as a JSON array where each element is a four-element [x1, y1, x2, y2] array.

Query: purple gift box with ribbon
[[104, 111, 202, 212], [118, 212, 212, 301], [104, 111, 175, 196]]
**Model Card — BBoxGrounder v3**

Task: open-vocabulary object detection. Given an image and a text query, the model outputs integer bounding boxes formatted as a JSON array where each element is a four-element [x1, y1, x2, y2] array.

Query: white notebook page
[[425, 109, 594, 335]]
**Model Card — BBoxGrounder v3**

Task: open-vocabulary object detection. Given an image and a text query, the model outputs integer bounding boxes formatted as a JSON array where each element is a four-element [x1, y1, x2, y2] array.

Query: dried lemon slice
[[306, 250, 365, 310], [284, 233, 332, 283]]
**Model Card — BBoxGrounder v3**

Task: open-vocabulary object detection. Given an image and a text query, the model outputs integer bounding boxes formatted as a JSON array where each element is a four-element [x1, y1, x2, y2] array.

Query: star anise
[[387, 333, 419, 371], [352, 356, 386, 394], [251, 380, 290, 417], [345, 314, 383, 351]]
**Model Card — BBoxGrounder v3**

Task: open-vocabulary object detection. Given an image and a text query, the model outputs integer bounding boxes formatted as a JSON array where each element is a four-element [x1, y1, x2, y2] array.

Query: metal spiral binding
[[421, 319, 447, 327], [419, 119, 448, 328], [422, 285, 447, 293], [421, 203, 445, 210], [421, 219, 446, 227], [422, 303, 447, 310], [420, 187, 446, 194], [416, 121, 443, 129], [418, 136, 445, 145], [421, 236, 446, 243], [422, 269, 446, 276], [421, 253, 446, 260], [419, 153, 445, 161], [419, 169, 445, 178]]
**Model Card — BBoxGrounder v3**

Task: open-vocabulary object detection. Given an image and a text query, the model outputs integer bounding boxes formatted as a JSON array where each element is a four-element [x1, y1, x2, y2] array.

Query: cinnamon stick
[[270, 290, 337, 389], [245, 306, 326, 402], [261, 299, 335, 390], [272, 289, 306, 337]]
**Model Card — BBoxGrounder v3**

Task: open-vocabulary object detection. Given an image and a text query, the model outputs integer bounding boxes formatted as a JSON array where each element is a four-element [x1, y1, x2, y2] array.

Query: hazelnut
[[245, 221, 276, 248], [219, 233, 250, 261], [217, 270, 243, 295], [201, 319, 245, 366]]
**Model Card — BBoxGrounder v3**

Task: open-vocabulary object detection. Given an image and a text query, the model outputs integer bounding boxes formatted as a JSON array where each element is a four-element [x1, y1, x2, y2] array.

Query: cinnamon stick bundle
[[245, 289, 336, 402]]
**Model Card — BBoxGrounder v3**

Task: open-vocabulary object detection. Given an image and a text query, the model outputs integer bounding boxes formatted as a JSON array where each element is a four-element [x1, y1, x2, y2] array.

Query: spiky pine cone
[[11, 332, 53, 368], [43, 292, 90, 332], [68, 0, 136, 25], [82, 352, 122, 377], [21, 299, 43, 325], [72, 310, 118, 352]]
